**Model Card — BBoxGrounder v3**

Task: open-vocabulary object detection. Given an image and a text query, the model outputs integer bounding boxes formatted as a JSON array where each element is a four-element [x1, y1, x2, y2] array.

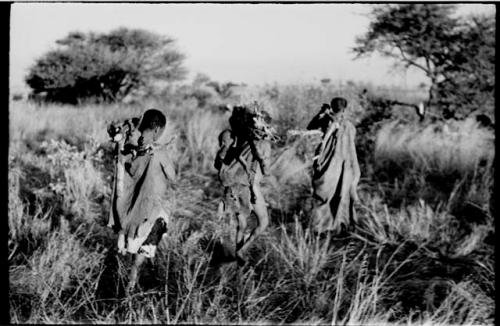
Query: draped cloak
[[108, 144, 176, 254], [215, 139, 271, 216], [310, 119, 361, 234]]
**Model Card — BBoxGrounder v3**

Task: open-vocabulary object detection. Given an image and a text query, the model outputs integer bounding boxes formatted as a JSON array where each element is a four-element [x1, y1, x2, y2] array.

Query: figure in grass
[[306, 97, 361, 236], [214, 105, 274, 265], [107, 109, 176, 292]]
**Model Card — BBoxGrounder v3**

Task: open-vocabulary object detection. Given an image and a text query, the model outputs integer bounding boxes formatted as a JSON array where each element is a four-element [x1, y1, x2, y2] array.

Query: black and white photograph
[[8, 2, 495, 324]]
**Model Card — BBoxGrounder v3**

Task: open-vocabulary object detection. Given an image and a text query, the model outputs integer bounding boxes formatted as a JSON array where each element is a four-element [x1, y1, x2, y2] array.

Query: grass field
[[8, 83, 495, 324]]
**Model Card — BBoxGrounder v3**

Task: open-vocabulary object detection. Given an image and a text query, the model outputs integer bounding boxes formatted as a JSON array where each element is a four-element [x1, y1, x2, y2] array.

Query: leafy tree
[[26, 28, 187, 104], [435, 15, 495, 118], [353, 4, 495, 118]]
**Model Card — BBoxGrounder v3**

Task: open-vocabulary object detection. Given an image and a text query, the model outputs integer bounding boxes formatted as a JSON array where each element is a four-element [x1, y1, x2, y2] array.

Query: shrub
[[26, 28, 187, 104]]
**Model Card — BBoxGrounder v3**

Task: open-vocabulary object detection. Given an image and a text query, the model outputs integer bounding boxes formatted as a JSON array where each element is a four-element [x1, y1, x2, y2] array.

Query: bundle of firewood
[[229, 105, 277, 142]]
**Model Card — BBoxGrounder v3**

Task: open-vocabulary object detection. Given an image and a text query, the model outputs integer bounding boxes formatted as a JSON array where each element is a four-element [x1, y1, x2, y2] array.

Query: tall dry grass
[[375, 118, 495, 174], [8, 80, 494, 324]]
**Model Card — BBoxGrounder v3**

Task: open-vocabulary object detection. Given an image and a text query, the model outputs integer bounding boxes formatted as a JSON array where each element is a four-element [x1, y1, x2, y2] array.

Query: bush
[[26, 28, 187, 105]]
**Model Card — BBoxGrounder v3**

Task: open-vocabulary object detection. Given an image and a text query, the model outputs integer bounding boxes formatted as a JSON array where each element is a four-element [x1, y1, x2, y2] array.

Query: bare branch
[[394, 43, 430, 75]]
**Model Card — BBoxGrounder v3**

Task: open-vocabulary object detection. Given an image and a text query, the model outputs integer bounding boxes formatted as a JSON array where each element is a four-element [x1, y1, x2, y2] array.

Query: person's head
[[307, 98, 348, 132], [138, 109, 166, 146], [320, 103, 331, 113], [107, 117, 141, 144], [218, 129, 234, 148], [330, 97, 348, 114]]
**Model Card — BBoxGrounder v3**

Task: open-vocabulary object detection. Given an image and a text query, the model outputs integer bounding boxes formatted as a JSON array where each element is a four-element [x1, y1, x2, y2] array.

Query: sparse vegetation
[[8, 80, 494, 323]]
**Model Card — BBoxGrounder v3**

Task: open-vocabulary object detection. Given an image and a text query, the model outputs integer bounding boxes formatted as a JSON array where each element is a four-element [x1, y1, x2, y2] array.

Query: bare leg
[[217, 201, 225, 221], [238, 187, 269, 253], [235, 212, 247, 252], [127, 253, 146, 294], [117, 232, 126, 256]]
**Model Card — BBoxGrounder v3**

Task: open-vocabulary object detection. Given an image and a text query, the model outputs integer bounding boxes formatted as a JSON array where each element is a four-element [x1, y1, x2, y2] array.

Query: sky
[[10, 3, 495, 93]]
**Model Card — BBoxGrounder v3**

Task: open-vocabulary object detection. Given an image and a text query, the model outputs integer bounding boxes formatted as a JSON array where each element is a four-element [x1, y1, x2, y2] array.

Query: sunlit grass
[[8, 81, 494, 324], [375, 118, 494, 174]]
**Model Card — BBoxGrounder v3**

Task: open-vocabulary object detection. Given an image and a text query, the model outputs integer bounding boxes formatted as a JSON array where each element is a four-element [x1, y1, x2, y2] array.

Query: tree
[[435, 15, 495, 117], [353, 4, 495, 117], [26, 28, 187, 104]]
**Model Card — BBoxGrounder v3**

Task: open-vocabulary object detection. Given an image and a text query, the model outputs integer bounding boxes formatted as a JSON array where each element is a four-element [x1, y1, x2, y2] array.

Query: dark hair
[[330, 97, 348, 113], [139, 109, 166, 132]]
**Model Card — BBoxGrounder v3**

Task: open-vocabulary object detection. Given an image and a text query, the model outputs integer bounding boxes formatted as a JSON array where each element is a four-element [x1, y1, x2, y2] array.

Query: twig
[[286, 129, 322, 137]]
